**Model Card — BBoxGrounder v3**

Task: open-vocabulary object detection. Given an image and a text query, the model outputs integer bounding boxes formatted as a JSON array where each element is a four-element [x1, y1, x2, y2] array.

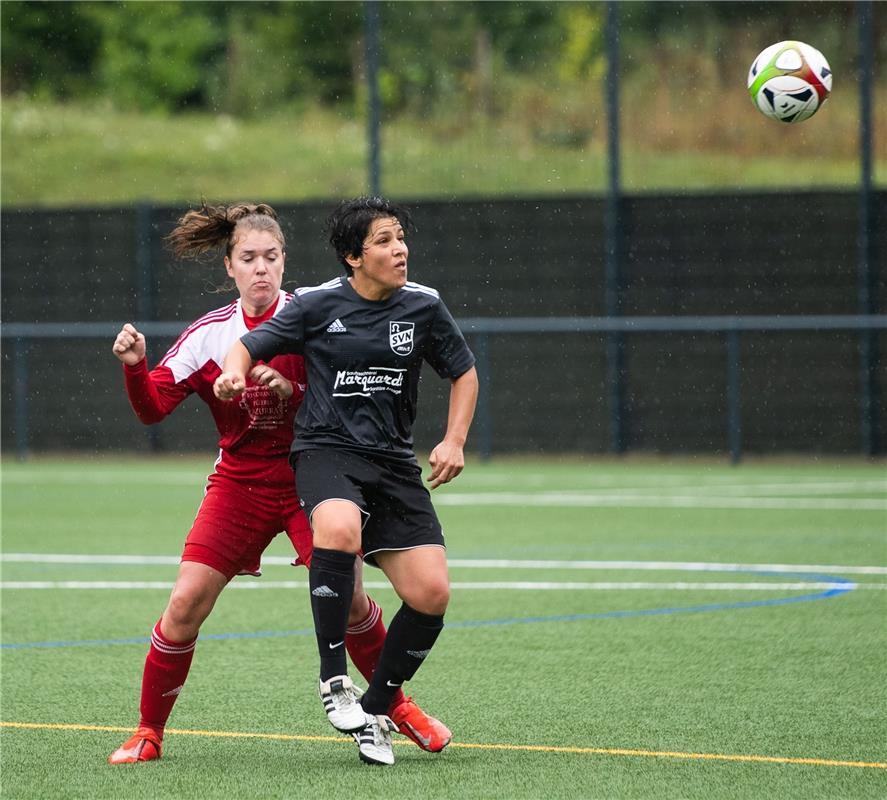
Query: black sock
[[361, 603, 444, 715], [309, 547, 356, 681]]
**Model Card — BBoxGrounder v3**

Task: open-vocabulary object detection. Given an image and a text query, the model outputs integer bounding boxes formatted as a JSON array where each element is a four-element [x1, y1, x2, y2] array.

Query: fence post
[[474, 333, 493, 461], [135, 203, 161, 452], [12, 338, 30, 461], [604, 0, 625, 454], [364, 0, 382, 196], [856, 1, 878, 456], [726, 330, 742, 464]]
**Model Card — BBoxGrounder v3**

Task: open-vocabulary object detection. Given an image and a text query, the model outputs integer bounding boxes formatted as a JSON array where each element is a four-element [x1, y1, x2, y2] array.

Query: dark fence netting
[[2, 190, 884, 457]]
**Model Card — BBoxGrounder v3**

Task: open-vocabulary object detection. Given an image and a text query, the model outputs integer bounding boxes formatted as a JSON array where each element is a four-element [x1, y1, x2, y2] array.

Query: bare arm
[[113, 323, 187, 424], [427, 366, 479, 490], [213, 340, 253, 401]]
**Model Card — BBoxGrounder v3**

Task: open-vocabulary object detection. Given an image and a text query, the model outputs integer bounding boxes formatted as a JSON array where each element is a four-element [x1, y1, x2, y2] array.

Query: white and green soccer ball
[[747, 41, 832, 123]]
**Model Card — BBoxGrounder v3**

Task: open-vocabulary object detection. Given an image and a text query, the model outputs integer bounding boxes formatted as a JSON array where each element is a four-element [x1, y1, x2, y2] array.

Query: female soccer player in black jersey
[[214, 197, 478, 766]]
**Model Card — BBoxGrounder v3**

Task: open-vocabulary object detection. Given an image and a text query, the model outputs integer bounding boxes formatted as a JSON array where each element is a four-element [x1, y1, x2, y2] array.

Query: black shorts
[[293, 448, 445, 568]]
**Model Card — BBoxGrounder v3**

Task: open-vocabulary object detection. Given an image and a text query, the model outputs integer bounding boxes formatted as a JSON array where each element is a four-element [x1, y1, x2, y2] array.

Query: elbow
[[457, 366, 479, 391]]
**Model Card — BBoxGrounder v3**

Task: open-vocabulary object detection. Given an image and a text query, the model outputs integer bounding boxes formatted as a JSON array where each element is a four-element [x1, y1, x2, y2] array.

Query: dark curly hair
[[325, 196, 414, 276]]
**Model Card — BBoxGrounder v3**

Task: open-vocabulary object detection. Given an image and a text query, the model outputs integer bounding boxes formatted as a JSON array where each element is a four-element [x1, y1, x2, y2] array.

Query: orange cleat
[[108, 727, 163, 764], [389, 697, 451, 753]]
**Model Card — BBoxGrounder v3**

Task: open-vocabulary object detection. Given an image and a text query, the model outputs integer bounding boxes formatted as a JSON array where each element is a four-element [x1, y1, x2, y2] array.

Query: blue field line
[[447, 587, 852, 629], [1, 574, 854, 651]]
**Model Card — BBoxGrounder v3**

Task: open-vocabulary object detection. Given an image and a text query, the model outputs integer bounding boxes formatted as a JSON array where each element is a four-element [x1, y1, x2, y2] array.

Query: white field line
[[458, 480, 887, 495], [432, 492, 885, 511], [641, 481, 887, 495], [4, 470, 884, 496], [447, 559, 887, 575], [1, 554, 183, 564], [4, 469, 884, 491], [490, 479, 887, 494], [3, 553, 886, 575], [3, 580, 884, 591], [5, 474, 884, 512], [1, 470, 210, 485]]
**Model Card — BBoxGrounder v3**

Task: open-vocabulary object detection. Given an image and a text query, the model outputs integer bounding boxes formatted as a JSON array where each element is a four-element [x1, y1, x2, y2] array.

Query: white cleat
[[318, 675, 366, 733], [357, 714, 398, 766]]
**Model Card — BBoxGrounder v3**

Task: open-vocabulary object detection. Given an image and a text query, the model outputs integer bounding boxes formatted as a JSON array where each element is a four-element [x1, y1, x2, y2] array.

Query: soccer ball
[[747, 41, 832, 123]]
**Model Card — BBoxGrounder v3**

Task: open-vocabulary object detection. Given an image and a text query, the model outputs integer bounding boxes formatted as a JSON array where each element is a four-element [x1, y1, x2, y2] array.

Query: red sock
[[137, 620, 196, 738], [345, 598, 406, 710]]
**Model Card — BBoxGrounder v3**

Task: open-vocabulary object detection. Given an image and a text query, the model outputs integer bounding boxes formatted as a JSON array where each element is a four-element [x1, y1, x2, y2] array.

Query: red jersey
[[123, 291, 306, 487]]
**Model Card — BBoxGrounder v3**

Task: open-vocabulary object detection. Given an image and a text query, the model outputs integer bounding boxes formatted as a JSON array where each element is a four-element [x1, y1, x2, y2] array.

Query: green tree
[[1, 1, 102, 98], [206, 3, 362, 117], [84, 2, 224, 111]]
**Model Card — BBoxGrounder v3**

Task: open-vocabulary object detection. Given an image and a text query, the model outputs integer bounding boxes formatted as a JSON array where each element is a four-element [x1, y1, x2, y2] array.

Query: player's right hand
[[249, 364, 293, 399], [213, 372, 247, 401], [112, 323, 146, 366]]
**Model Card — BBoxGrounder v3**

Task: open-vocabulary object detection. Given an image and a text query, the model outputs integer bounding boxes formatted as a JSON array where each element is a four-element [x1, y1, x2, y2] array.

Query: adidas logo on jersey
[[326, 319, 347, 333]]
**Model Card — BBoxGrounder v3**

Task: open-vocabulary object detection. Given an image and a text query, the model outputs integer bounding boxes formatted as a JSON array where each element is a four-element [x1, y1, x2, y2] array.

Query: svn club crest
[[389, 321, 415, 355]]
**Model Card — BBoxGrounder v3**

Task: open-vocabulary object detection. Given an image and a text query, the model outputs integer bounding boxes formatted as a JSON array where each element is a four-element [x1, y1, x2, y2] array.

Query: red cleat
[[108, 727, 163, 764], [389, 697, 452, 753]]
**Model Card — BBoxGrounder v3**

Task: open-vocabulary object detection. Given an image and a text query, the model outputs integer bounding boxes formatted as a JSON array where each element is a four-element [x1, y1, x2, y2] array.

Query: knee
[[164, 586, 211, 632], [405, 579, 449, 617], [313, 520, 360, 553], [426, 581, 450, 616]]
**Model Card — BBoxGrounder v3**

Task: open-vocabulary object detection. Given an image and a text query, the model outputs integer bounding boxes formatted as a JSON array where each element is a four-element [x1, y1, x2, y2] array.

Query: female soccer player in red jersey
[[108, 202, 450, 765]]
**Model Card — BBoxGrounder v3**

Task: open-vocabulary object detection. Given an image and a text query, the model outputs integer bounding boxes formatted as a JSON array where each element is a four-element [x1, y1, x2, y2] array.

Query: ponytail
[[165, 202, 284, 260]]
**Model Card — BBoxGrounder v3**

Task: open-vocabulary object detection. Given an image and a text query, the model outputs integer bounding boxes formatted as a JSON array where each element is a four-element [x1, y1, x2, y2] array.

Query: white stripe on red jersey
[[122, 291, 305, 486]]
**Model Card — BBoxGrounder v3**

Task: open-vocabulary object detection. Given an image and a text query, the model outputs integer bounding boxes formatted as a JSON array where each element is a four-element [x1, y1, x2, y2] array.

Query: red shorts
[[182, 475, 313, 580]]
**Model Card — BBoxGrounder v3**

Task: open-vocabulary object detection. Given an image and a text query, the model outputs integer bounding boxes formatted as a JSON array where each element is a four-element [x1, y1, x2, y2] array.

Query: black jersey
[[240, 276, 475, 463]]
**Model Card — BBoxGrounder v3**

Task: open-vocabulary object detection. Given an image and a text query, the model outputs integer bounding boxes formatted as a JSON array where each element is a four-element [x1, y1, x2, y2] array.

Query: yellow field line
[[451, 740, 887, 769], [2, 721, 885, 770]]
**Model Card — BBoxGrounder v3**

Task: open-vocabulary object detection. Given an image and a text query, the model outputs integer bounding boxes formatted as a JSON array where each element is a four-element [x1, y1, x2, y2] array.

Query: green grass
[[2, 455, 886, 798], [2, 97, 884, 208]]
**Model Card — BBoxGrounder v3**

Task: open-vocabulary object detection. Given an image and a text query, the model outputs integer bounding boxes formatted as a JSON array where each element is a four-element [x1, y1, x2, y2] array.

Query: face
[[225, 227, 285, 316], [347, 216, 408, 300]]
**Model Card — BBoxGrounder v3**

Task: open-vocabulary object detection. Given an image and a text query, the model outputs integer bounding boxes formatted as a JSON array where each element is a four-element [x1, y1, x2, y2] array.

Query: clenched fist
[[112, 323, 146, 366]]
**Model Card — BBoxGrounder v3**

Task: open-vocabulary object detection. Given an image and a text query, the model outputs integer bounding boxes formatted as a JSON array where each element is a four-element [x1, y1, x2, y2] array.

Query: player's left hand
[[213, 372, 246, 401], [249, 364, 293, 399], [427, 439, 465, 490]]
